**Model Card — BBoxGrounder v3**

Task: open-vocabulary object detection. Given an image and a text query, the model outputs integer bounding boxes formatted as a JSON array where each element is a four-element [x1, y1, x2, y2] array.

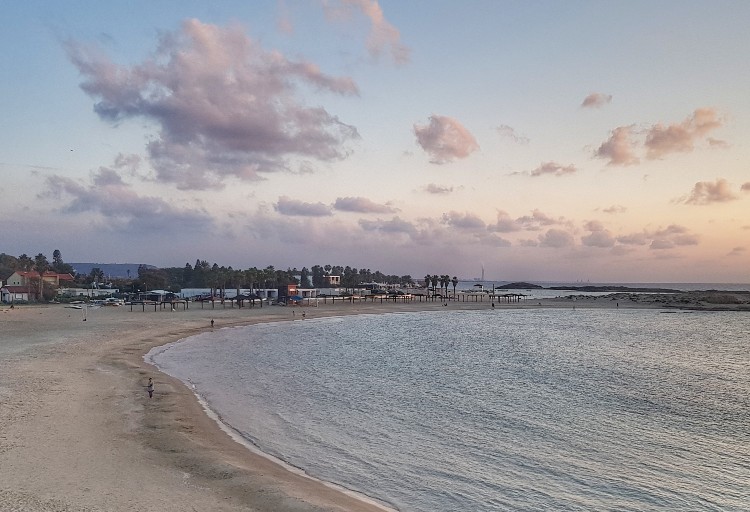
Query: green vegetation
[[1, 250, 420, 302]]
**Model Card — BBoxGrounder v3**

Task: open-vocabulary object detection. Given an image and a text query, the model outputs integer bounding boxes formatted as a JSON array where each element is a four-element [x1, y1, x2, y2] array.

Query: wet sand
[[0, 293, 746, 511]]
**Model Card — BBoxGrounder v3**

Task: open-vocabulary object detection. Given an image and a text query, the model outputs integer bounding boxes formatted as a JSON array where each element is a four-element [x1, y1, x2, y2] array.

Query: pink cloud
[[333, 196, 397, 213], [515, 209, 565, 230], [645, 108, 722, 159], [582, 231, 616, 248], [616, 224, 699, 249], [707, 137, 729, 148], [741, 182, 750, 192], [650, 239, 675, 250], [441, 211, 486, 230], [424, 183, 454, 195], [321, 0, 410, 64], [683, 178, 738, 205], [475, 233, 512, 247], [496, 124, 529, 144], [488, 211, 520, 233], [581, 220, 615, 247], [602, 204, 627, 214], [359, 216, 417, 235], [414, 115, 479, 164], [529, 161, 578, 177], [616, 232, 650, 246], [42, 167, 212, 233], [595, 126, 639, 166], [66, 19, 360, 190], [275, 196, 332, 216], [539, 228, 574, 248], [581, 92, 612, 108]]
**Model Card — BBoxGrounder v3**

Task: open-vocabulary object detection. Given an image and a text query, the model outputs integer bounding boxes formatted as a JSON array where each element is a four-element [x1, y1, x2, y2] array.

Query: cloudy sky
[[3, 1, 749, 283]]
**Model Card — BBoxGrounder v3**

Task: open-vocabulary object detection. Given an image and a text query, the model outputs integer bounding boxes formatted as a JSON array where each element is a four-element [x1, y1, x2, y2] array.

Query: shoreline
[[1, 293, 747, 511]]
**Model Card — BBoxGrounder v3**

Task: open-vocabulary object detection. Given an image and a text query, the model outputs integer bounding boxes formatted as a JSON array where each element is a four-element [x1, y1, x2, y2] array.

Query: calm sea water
[[148, 309, 750, 511]]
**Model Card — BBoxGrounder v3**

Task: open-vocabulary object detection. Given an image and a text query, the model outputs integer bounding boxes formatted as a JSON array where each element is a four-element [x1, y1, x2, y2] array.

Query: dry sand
[[0, 292, 747, 511]]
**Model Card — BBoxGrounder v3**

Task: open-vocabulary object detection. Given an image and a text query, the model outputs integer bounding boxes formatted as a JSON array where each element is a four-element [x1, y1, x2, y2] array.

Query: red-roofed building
[[6, 271, 74, 288], [1, 286, 32, 303], [2, 271, 75, 302]]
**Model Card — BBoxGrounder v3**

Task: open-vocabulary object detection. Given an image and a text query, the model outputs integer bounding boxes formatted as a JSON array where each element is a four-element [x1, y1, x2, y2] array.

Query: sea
[[147, 305, 750, 511]]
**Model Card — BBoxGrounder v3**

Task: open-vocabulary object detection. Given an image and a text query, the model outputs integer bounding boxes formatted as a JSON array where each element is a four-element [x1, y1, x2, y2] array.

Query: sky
[[2, 0, 749, 283]]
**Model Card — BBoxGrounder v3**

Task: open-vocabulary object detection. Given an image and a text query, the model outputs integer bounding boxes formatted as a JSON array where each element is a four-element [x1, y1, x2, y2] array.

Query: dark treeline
[[147, 261, 415, 293], [1, 251, 415, 295]]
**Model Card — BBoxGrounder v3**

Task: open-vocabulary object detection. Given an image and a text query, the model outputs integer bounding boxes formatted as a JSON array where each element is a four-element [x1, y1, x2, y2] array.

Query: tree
[[300, 267, 312, 288], [34, 253, 50, 302], [138, 265, 167, 291], [424, 274, 431, 293], [89, 267, 105, 288], [52, 249, 63, 271], [431, 275, 439, 295], [452, 276, 459, 297], [18, 254, 34, 271], [182, 262, 193, 287], [311, 265, 325, 287]]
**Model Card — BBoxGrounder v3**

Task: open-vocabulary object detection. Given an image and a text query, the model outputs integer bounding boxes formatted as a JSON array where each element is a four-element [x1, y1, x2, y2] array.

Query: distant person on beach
[[147, 378, 154, 398], [210, 319, 214, 328], [491, 302, 495, 309], [302, 311, 306, 319]]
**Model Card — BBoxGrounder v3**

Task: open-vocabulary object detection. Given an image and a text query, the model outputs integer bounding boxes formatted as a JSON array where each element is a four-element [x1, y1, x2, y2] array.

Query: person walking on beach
[[210, 318, 214, 328], [147, 378, 154, 398]]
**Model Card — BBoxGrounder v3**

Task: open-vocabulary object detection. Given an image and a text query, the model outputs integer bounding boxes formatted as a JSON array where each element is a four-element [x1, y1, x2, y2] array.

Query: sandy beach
[[1, 292, 747, 511]]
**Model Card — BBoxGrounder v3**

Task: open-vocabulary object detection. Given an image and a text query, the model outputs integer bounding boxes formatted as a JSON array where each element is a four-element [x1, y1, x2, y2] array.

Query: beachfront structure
[[2, 271, 75, 302], [6, 271, 75, 288], [57, 287, 120, 299], [179, 288, 280, 302], [1, 286, 31, 303], [323, 273, 341, 286]]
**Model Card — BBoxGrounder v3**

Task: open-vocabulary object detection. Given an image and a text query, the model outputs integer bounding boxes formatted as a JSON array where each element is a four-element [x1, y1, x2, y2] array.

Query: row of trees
[[424, 274, 460, 296], [1, 251, 420, 300], [139, 261, 415, 295]]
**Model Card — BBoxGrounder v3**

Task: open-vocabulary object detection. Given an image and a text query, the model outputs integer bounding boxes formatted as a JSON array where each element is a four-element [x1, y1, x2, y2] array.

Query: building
[[2, 271, 75, 302], [323, 274, 341, 286], [6, 271, 75, 288], [1, 286, 32, 303]]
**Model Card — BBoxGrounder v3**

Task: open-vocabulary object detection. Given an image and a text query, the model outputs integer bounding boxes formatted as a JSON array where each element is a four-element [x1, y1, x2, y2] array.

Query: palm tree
[[424, 274, 431, 294], [431, 275, 439, 295], [441, 275, 450, 296], [452, 276, 458, 297], [18, 254, 34, 271], [34, 253, 49, 302]]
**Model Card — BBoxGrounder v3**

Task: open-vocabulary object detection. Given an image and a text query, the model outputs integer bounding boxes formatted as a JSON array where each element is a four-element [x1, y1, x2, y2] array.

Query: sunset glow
[[2, 1, 748, 282]]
